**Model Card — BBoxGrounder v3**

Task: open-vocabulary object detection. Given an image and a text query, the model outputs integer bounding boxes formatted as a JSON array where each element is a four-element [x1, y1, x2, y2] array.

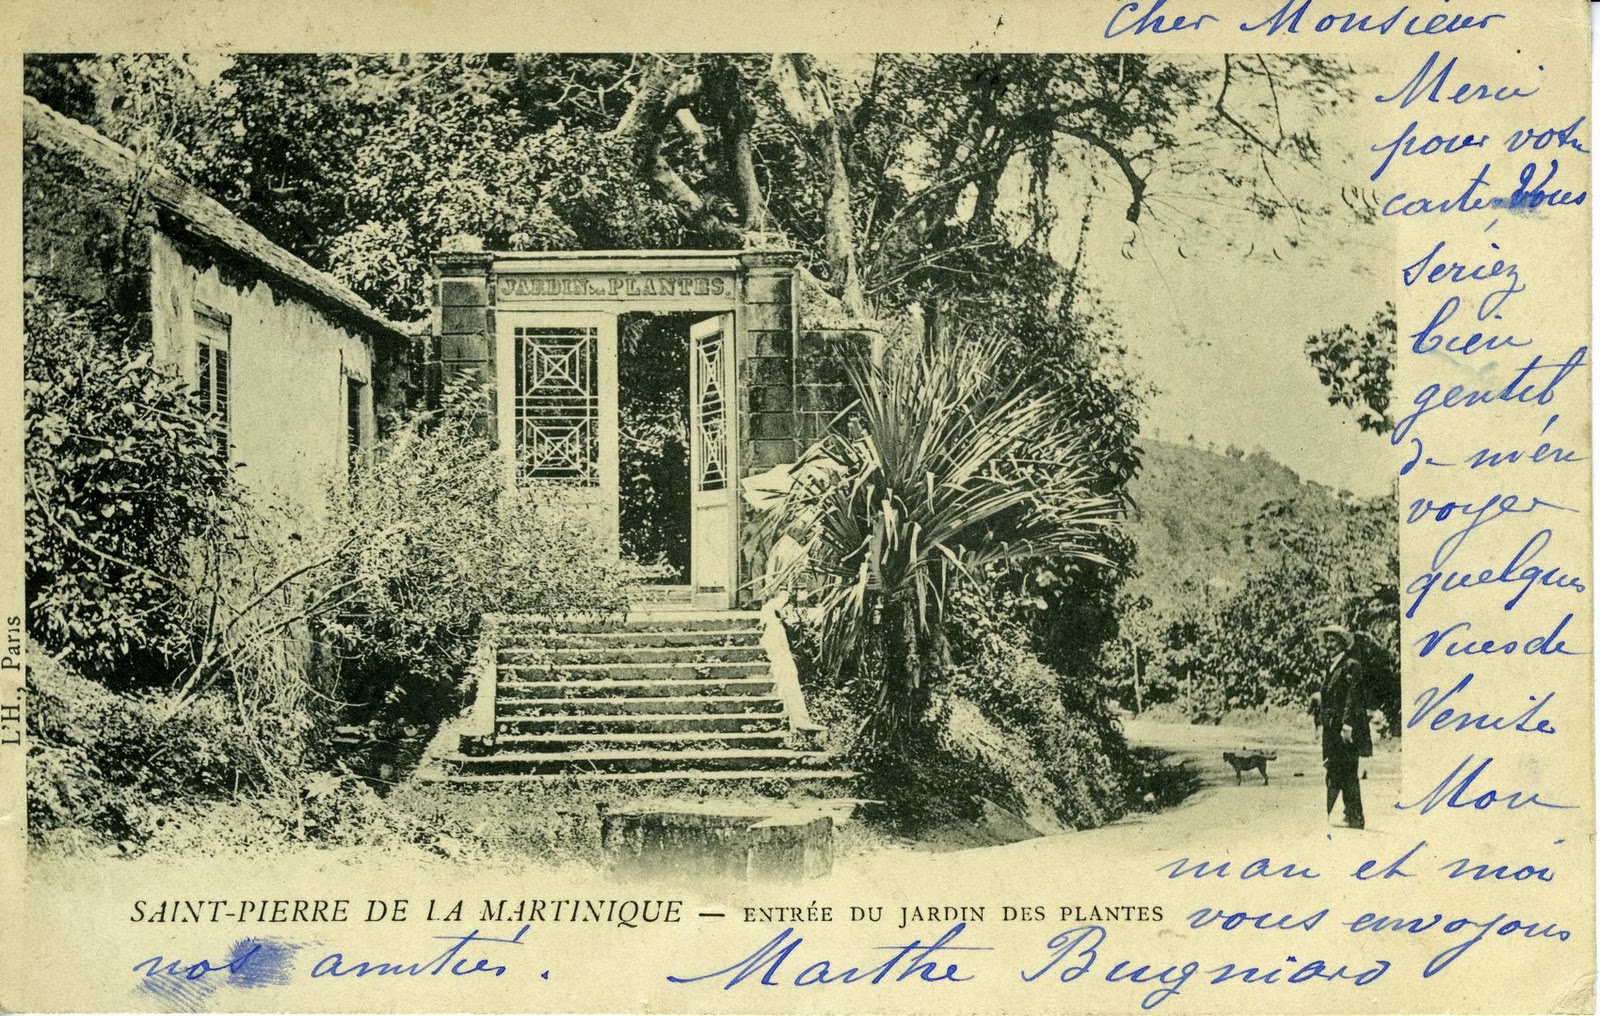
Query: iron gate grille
[[695, 334, 728, 491], [514, 325, 599, 484]]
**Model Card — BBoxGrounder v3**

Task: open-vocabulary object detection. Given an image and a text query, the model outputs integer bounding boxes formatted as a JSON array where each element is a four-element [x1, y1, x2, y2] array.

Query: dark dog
[[1222, 749, 1277, 785]]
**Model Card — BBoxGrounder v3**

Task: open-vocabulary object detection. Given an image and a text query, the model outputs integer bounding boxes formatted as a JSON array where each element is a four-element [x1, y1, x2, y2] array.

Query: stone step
[[429, 768, 857, 786], [497, 676, 778, 700], [493, 730, 793, 752], [512, 629, 765, 649], [496, 694, 786, 717], [495, 712, 788, 734], [445, 747, 835, 776], [498, 660, 770, 680], [498, 645, 767, 665], [505, 615, 763, 635]]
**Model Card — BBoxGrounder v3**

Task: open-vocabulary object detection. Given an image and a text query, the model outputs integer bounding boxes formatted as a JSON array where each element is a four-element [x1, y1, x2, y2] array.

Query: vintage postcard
[[0, 0, 1593, 1012]]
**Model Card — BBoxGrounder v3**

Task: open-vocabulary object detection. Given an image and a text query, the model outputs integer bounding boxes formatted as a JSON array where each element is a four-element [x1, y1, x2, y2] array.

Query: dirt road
[[835, 716, 1407, 890]]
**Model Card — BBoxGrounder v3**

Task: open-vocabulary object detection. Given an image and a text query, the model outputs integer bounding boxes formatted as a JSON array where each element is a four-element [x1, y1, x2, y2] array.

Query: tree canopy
[[25, 50, 1376, 689]]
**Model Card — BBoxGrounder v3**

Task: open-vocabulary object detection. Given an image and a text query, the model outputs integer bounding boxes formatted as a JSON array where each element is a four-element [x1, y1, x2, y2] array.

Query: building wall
[[147, 231, 377, 519], [25, 118, 411, 526]]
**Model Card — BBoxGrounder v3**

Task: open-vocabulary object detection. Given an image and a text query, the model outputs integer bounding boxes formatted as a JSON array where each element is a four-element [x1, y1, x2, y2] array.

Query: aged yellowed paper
[[1, 1, 1593, 1012]]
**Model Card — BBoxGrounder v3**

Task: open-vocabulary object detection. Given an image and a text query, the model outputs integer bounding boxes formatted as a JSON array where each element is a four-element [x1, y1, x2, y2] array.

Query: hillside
[[1122, 439, 1344, 616]]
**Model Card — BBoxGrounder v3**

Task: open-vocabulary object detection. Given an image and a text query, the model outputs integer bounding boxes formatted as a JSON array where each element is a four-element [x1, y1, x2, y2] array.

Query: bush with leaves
[[1306, 302, 1397, 436], [325, 379, 631, 730], [25, 281, 352, 784], [1129, 490, 1400, 728], [23, 284, 236, 687], [787, 589, 1137, 837], [943, 590, 1134, 828], [26, 654, 308, 849]]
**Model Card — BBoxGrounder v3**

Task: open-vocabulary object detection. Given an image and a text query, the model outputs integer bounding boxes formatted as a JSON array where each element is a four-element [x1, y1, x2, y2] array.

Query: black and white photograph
[[4, 9, 1592, 1011], [20, 49, 1399, 862]]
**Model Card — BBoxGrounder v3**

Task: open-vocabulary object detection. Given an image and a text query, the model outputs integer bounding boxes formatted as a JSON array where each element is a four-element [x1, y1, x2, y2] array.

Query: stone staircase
[[431, 612, 852, 787]]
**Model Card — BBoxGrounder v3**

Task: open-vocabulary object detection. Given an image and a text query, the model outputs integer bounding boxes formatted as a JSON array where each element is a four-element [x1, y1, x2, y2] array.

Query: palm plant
[[768, 329, 1117, 749]]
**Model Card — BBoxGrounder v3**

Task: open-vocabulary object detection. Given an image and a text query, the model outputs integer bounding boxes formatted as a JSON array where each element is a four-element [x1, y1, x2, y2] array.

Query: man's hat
[[1315, 624, 1354, 648]]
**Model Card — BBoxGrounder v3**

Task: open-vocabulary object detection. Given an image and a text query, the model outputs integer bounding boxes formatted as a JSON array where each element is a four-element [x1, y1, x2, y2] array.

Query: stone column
[[794, 269, 879, 444], [738, 249, 799, 470], [795, 325, 875, 443], [736, 248, 799, 608], [431, 235, 496, 440]]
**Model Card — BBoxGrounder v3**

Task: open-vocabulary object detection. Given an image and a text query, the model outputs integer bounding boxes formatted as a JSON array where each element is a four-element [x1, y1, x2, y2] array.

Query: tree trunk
[[772, 54, 866, 318], [702, 58, 769, 231], [1131, 638, 1143, 715], [865, 595, 929, 751], [612, 59, 742, 243]]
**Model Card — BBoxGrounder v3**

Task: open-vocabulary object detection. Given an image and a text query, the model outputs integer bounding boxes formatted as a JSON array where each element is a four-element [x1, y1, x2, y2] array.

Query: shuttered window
[[194, 306, 231, 456], [347, 376, 366, 474]]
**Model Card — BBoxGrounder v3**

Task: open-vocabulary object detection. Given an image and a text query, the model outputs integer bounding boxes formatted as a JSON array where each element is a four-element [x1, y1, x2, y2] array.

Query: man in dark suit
[[1316, 625, 1371, 829]]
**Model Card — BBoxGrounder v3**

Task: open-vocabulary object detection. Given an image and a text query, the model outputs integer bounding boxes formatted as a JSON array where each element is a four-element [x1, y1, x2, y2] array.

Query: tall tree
[[25, 49, 1373, 705]]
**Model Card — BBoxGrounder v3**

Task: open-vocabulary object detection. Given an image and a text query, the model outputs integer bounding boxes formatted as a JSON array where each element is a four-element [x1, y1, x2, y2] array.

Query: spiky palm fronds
[[769, 329, 1117, 744]]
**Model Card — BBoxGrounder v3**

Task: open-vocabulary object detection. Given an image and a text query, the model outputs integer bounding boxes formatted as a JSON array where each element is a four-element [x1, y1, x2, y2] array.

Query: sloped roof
[[23, 95, 411, 345]]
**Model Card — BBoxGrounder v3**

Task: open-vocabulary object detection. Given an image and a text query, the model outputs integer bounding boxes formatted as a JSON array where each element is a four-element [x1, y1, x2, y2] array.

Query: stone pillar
[[736, 249, 799, 608], [795, 325, 876, 444], [791, 268, 878, 444], [431, 235, 496, 439], [738, 249, 799, 471]]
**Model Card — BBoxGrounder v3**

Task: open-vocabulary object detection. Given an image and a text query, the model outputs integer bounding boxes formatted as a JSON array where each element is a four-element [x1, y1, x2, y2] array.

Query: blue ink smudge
[[134, 938, 298, 1012], [227, 938, 298, 988]]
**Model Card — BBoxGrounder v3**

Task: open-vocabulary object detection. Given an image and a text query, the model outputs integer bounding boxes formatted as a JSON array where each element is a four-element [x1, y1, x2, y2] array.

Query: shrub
[[324, 379, 631, 730], [23, 283, 236, 686], [26, 654, 306, 848], [788, 593, 1137, 837], [762, 329, 1114, 750], [25, 280, 348, 784]]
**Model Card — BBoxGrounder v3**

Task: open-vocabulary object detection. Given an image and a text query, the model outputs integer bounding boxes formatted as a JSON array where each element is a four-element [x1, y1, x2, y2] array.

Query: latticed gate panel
[[514, 326, 600, 484], [694, 333, 728, 492]]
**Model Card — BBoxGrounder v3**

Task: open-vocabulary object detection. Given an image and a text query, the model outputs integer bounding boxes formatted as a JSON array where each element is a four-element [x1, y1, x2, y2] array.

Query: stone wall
[[737, 254, 799, 472], [793, 268, 879, 443]]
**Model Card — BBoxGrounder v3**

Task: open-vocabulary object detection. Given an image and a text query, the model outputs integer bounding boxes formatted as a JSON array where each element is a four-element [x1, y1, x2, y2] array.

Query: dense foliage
[[790, 589, 1136, 837], [23, 285, 236, 686], [326, 380, 631, 730], [616, 314, 692, 580], [1113, 439, 1398, 728], [765, 330, 1114, 748], [24, 51, 1385, 846], [1306, 302, 1397, 436], [27, 655, 306, 848], [25, 377, 633, 847], [24, 50, 1367, 696]]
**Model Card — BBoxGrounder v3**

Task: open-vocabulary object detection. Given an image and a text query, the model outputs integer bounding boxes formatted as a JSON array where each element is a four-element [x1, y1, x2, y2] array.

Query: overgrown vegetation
[[616, 313, 692, 580], [761, 331, 1136, 835], [1111, 439, 1399, 729], [30, 652, 618, 861], [327, 378, 630, 734], [24, 285, 237, 687], [23, 306, 629, 848], [789, 589, 1137, 838], [766, 330, 1114, 750], [23, 51, 1390, 852]]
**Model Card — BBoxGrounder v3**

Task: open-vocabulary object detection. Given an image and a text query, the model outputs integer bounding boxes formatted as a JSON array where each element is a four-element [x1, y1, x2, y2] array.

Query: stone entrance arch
[[429, 243, 801, 610]]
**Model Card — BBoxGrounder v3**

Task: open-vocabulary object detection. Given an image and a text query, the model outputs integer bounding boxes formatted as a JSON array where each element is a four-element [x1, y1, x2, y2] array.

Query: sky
[[1054, 61, 1397, 498], [1081, 212, 1396, 496]]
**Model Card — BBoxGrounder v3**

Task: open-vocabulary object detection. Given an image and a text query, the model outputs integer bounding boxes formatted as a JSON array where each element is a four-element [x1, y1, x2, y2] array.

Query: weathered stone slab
[[602, 805, 834, 882]]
